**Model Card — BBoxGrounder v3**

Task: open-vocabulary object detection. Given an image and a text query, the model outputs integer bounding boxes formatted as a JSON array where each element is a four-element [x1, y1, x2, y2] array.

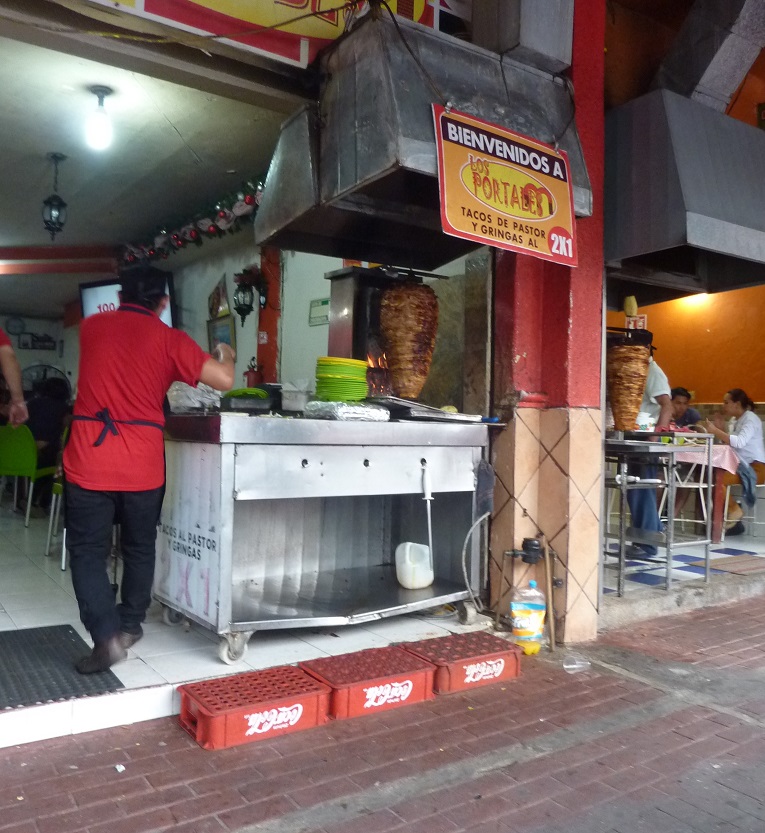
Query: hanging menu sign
[[432, 105, 578, 267]]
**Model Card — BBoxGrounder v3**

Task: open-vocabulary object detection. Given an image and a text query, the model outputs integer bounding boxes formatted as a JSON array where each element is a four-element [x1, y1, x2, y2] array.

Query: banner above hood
[[606, 89, 765, 306], [254, 15, 591, 270]]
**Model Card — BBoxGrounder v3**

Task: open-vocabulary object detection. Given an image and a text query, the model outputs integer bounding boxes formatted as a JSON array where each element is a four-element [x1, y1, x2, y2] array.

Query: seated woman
[[701, 388, 765, 536]]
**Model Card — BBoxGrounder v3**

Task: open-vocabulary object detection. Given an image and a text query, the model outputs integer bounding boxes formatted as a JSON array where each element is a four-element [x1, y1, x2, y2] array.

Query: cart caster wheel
[[458, 601, 478, 625], [162, 606, 184, 627], [218, 633, 250, 664]]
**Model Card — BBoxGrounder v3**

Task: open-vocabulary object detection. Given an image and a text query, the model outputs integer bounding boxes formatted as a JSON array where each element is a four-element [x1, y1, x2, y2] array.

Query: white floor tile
[[245, 641, 329, 670], [297, 624, 392, 655], [71, 684, 177, 734], [9, 606, 82, 629], [0, 612, 16, 630], [111, 658, 168, 688], [0, 587, 78, 612], [128, 625, 217, 659], [358, 616, 454, 642], [0, 701, 74, 749], [146, 646, 250, 684]]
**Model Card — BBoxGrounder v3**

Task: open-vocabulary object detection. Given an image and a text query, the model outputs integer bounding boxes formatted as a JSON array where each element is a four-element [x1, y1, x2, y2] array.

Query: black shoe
[[624, 544, 663, 561], [726, 521, 746, 537], [75, 636, 127, 674], [119, 627, 143, 649]]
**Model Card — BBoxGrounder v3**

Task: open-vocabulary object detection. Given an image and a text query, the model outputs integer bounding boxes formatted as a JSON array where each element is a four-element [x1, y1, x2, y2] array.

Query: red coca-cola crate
[[299, 647, 435, 719], [178, 666, 331, 750], [401, 632, 521, 694]]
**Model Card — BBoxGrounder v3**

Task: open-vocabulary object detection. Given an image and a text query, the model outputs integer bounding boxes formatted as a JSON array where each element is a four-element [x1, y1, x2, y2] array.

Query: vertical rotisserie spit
[[379, 283, 439, 399]]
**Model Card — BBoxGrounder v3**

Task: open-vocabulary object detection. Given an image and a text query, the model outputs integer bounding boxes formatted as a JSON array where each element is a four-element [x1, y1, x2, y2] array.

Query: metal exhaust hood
[[606, 89, 765, 306], [254, 14, 591, 270]]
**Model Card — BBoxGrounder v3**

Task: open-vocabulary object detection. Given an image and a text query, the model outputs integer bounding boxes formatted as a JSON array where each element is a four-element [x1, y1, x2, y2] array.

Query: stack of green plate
[[315, 357, 368, 402]]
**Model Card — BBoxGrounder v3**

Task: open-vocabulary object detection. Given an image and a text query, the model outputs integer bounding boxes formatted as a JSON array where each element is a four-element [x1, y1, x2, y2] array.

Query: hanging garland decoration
[[121, 178, 265, 265]]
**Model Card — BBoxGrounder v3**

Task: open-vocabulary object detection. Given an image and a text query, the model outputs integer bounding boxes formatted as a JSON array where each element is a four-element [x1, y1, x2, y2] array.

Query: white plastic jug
[[395, 542, 434, 589]]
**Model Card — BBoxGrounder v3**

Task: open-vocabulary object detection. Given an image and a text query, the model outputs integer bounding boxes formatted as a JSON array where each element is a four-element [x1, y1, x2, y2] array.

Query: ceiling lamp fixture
[[85, 85, 113, 150], [41, 152, 68, 241]]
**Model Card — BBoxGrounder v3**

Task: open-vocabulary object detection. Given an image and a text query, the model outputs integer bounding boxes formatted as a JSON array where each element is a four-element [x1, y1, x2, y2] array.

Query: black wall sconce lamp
[[233, 265, 267, 325]]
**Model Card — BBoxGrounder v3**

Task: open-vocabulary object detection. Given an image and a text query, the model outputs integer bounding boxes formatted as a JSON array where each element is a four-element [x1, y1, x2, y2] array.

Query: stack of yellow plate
[[315, 357, 368, 402]]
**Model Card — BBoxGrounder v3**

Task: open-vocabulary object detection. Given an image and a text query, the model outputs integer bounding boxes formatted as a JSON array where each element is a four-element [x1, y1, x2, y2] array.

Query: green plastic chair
[[0, 424, 57, 527]]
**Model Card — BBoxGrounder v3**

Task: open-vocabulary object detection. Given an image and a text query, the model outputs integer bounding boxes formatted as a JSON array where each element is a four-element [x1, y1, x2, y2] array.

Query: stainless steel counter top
[[165, 413, 490, 447]]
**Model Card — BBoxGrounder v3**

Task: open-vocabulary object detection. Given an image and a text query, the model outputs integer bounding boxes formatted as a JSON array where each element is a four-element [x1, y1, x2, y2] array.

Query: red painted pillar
[[258, 247, 282, 383], [568, 0, 605, 407], [493, 0, 604, 410]]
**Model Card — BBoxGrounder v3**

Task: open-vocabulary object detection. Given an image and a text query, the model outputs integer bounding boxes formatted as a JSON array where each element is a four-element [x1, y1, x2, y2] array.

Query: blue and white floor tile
[[603, 537, 765, 593]]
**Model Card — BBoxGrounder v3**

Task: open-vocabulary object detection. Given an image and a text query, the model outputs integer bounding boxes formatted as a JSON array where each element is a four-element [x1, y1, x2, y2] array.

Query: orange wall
[[606, 285, 765, 403]]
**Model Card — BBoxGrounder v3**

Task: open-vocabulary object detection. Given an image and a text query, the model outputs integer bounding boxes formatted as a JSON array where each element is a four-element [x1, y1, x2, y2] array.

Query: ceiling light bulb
[[85, 86, 114, 151]]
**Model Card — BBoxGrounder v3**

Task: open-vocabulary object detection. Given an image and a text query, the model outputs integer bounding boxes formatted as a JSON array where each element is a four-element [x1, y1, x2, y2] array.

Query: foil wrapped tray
[[304, 401, 390, 422]]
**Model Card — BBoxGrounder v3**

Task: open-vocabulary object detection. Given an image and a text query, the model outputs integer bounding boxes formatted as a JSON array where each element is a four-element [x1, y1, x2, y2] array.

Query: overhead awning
[[605, 88, 765, 306], [255, 14, 591, 270]]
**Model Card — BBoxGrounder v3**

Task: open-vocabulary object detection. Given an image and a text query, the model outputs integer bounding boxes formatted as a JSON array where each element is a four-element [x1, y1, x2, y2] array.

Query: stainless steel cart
[[155, 414, 488, 663]]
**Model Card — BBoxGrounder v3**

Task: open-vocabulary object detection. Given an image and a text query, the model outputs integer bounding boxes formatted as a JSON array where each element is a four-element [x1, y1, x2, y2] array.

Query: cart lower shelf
[[227, 565, 471, 631], [155, 565, 475, 665]]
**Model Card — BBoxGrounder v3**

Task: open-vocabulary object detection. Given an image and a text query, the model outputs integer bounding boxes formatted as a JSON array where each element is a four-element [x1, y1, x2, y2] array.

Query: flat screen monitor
[[79, 276, 175, 327]]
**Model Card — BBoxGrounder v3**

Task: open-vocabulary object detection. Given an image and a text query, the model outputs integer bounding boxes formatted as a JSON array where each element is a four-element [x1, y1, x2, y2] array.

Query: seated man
[[671, 387, 702, 428], [26, 377, 71, 508]]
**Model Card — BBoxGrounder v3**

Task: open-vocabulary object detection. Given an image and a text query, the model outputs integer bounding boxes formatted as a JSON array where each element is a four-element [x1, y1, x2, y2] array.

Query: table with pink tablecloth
[[675, 443, 739, 475], [670, 443, 740, 542]]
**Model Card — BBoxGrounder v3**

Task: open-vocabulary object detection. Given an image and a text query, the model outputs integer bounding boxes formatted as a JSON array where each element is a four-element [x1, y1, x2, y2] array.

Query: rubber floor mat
[[690, 555, 765, 575], [0, 625, 123, 709]]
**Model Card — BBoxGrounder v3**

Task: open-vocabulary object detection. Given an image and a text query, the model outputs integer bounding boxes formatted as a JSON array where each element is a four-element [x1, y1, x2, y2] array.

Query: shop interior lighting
[[85, 85, 114, 150], [41, 152, 68, 241]]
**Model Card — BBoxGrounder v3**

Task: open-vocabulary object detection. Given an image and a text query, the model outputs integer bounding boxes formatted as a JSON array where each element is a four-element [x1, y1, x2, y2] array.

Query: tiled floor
[[0, 503, 490, 745], [602, 534, 765, 592]]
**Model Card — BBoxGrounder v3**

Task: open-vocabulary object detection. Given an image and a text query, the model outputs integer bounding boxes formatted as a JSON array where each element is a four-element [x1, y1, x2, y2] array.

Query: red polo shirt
[[0, 328, 10, 348], [64, 304, 209, 491]]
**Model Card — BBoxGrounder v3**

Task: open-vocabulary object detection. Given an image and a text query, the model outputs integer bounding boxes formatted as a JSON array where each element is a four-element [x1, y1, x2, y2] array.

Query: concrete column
[[489, 0, 605, 644]]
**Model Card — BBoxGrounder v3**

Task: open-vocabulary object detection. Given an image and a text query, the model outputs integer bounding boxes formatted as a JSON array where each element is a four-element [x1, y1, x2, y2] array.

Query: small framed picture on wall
[[207, 315, 236, 354]]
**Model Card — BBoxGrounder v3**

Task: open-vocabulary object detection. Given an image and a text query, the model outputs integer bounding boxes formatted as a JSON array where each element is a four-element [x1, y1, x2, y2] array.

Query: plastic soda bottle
[[510, 580, 546, 655]]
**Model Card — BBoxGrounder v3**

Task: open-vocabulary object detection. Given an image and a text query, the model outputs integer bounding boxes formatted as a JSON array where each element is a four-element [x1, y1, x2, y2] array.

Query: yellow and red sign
[[88, 1, 435, 67], [433, 105, 577, 266]]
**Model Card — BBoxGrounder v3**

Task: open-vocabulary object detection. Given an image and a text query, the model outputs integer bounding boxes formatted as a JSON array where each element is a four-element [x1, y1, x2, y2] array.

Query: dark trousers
[[65, 482, 165, 644]]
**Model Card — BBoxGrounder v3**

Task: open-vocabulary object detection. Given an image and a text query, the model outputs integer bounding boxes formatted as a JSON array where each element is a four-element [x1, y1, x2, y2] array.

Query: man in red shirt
[[0, 328, 29, 426], [64, 267, 235, 673]]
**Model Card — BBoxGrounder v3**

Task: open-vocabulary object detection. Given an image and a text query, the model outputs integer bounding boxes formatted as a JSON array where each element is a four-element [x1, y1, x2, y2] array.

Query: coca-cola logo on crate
[[363, 680, 414, 708], [244, 703, 304, 735], [463, 658, 505, 684]]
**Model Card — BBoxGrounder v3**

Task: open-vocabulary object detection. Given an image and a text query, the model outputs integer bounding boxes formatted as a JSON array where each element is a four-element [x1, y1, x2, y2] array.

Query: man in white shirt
[[626, 351, 673, 558]]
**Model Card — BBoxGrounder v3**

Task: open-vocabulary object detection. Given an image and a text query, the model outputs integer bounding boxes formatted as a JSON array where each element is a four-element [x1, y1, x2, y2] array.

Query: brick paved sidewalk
[[2, 596, 765, 833]]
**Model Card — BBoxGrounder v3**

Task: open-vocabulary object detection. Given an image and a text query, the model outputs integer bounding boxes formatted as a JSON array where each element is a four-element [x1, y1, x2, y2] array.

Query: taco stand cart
[[155, 414, 488, 663]]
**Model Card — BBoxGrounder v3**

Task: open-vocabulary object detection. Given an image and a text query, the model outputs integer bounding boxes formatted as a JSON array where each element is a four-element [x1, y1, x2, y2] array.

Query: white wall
[[62, 325, 79, 392], [172, 235, 262, 386], [279, 250, 340, 385], [8, 317, 63, 370]]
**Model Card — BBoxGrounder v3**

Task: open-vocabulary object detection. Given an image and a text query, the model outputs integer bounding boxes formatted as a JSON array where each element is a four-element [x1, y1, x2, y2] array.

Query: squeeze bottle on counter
[[510, 580, 546, 655]]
